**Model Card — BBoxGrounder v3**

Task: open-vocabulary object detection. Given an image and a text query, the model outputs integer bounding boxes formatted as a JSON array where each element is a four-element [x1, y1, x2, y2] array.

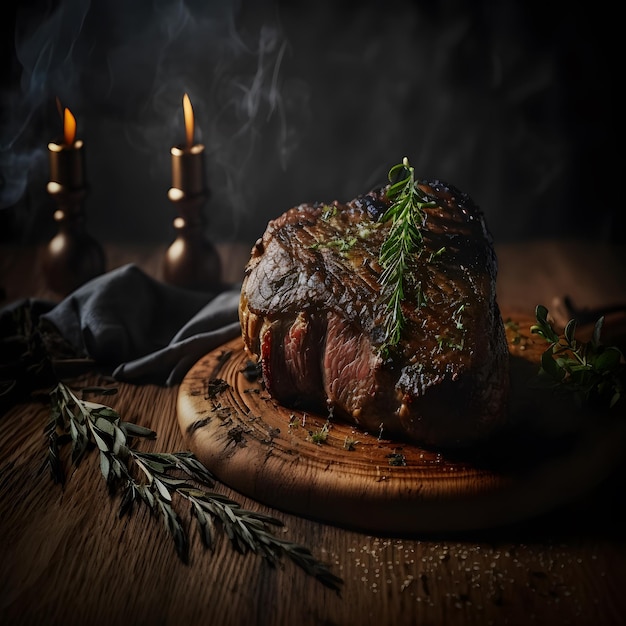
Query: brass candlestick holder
[[162, 143, 222, 291], [41, 138, 106, 296], [163, 95, 221, 291], [162, 189, 222, 291]]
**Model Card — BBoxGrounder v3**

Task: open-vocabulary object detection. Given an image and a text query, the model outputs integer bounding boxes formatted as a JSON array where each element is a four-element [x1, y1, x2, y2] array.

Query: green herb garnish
[[310, 236, 357, 254], [343, 435, 359, 451], [530, 304, 624, 409], [387, 451, 407, 466], [320, 204, 337, 220], [309, 419, 331, 444], [44, 381, 343, 593], [378, 157, 435, 353]]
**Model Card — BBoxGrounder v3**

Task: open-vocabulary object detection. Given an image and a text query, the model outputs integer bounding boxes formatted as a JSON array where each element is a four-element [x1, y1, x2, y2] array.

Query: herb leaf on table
[[2, 300, 342, 594], [46, 380, 343, 594]]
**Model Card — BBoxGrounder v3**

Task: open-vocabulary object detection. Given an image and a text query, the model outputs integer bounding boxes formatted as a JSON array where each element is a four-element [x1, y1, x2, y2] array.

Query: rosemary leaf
[[46, 381, 343, 594], [45, 428, 65, 484], [121, 422, 157, 440], [189, 498, 215, 550], [155, 494, 189, 563]]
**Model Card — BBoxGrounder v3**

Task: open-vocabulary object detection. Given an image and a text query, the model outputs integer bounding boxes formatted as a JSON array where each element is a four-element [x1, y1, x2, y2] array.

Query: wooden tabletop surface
[[1, 238, 625, 626]]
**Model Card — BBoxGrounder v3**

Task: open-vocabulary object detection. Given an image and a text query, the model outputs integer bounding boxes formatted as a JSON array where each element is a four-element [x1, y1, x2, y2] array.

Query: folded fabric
[[38, 264, 242, 386]]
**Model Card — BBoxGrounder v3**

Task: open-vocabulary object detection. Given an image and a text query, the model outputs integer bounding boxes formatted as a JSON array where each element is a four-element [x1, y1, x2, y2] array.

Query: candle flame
[[183, 93, 194, 148], [63, 108, 77, 145]]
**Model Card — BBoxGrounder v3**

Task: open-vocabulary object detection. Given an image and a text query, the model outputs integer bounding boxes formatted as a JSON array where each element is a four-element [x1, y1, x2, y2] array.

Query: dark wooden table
[[1, 238, 625, 626]]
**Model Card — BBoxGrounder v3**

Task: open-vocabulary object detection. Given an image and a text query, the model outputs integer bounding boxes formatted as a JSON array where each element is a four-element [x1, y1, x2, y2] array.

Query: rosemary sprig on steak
[[378, 157, 436, 352]]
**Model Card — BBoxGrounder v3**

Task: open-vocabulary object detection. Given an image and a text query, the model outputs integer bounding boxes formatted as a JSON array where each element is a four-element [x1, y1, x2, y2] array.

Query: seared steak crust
[[239, 181, 509, 448]]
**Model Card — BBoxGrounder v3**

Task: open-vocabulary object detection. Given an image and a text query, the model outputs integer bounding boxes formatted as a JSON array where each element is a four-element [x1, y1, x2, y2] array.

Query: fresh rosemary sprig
[[45, 381, 343, 593], [530, 304, 624, 409], [378, 157, 435, 352]]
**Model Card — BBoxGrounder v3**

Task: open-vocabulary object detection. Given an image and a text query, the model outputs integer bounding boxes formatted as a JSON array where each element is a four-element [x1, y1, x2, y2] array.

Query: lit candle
[[47, 107, 85, 193], [169, 93, 206, 198]]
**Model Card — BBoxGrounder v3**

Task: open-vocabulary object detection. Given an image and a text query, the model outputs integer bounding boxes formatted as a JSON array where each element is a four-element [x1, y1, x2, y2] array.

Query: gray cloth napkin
[[40, 264, 242, 386]]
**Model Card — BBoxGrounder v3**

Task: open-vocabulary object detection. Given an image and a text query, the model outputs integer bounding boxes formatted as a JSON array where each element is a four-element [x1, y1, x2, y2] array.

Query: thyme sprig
[[378, 157, 435, 352], [45, 381, 343, 594], [530, 304, 624, 409]]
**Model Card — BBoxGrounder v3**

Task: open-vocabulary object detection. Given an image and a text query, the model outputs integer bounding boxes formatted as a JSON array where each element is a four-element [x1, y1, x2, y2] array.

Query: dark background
[[1, 0, 622, 247]]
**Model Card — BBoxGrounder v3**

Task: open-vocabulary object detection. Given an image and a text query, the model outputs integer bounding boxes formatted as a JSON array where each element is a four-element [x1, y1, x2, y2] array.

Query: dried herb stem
[[46, 381, 343, 594]]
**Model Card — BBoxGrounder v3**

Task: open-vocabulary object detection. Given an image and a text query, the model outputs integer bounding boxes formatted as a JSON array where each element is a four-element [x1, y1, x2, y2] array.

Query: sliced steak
[[239, 181, 509, 448]]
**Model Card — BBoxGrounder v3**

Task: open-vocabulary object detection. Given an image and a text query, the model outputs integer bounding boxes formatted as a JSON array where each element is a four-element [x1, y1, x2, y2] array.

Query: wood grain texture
[[2, 240, 626, 626], [177, 314, 626, 536]]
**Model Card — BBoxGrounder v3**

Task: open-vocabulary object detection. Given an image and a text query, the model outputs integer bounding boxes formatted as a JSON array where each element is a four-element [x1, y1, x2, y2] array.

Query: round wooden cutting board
[[177, 312, 626, 533]]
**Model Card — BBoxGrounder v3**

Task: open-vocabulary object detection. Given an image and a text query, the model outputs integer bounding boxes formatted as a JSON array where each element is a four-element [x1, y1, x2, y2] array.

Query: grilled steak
[[239, 181, 509, 448]]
